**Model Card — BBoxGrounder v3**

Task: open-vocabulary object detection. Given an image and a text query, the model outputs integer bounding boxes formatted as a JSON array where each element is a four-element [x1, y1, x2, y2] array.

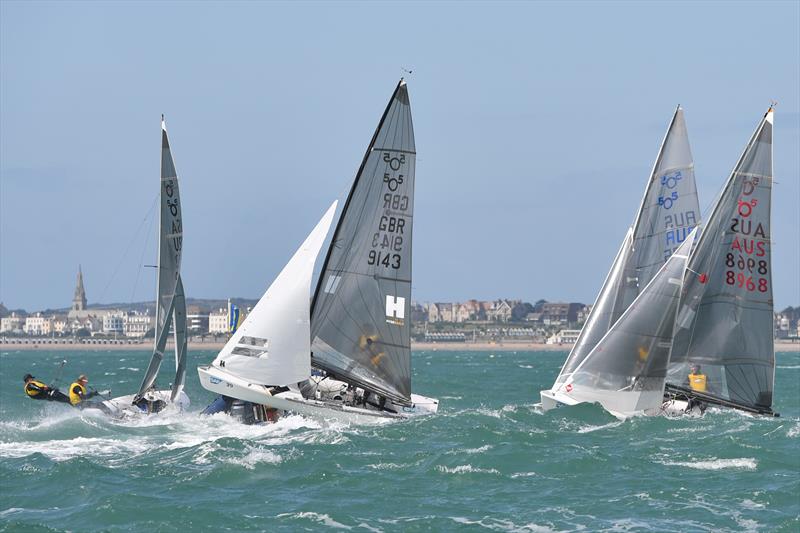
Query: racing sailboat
[[198, 80, 439, 423], [103, 117, 190, 416], [541, 106, 700, 414], [663, 107, 778, 417]]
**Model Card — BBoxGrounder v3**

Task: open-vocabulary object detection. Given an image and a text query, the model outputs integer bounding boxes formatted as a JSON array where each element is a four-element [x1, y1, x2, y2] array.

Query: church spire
[[72, 265, 87, 312]]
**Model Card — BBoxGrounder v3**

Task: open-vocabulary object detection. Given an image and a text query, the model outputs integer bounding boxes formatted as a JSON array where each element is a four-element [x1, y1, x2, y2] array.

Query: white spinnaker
[[213, 201, 338, 386]]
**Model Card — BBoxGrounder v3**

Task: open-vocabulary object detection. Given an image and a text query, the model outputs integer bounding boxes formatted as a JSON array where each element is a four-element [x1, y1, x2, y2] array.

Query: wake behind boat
[[199, 80, 438, 424]]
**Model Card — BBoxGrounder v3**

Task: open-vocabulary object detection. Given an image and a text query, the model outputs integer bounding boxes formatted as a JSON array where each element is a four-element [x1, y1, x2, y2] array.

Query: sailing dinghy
[[541, 107, 700, 416], [199, 80, 439, 424], [662, 107, 778, 417], [102, 117, 190, 417]]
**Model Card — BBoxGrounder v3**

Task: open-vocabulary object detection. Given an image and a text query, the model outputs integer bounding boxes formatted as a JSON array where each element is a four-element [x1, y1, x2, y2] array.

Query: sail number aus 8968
[[368, 250, 400, 269]]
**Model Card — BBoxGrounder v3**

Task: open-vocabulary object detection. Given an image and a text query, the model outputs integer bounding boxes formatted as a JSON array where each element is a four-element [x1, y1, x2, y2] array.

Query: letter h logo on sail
[[385, 295, 405, 326]]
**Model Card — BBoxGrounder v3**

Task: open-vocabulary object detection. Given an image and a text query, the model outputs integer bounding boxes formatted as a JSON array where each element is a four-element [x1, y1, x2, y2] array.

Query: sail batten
[[310, 80, 415, 404]]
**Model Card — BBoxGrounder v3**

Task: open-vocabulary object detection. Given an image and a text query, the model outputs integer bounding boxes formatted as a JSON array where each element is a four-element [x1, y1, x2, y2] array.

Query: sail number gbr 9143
[[368, 151, 409, 270], [725, 177, 768, 293]]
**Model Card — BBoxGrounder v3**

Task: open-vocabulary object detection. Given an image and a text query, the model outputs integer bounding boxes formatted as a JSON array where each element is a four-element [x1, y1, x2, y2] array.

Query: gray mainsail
[[614, 106, 699, 324], [310, 80, 415, 404], [667, 108, 775, 412], [171, 275, 188, 401], [136, 117, 184, 399], [552, 107, 699, 386], [567, 230, 696, 417]]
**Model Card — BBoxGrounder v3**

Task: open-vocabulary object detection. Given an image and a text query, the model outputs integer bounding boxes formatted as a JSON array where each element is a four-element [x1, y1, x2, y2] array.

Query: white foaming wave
[[658, 457, 757, 470], [368, 462, 407, 470], [576, 420, 624, 433], [449, 516, 560, 532], [776, 365, 800, 369], [446, 444, 492, 455], [122, 367, 140, 372], [788, 423, 800, 438], [510, 471, 538, 478], [436, 464, 500, 475], [740, 499, 765, 510], [276, 511, 353, 530], [222, 446, 283, 469], [518, 364, 534, 369], [0, 435, 150, 462]]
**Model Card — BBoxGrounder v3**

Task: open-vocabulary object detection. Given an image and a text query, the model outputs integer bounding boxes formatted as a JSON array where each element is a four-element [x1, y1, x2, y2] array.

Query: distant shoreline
[[2, 340, 798, 352]]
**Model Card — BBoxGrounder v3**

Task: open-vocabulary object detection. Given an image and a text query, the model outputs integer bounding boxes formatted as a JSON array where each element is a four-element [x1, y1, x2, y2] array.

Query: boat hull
[[98, 389, 190, 418], [198, 365, 438, 424]]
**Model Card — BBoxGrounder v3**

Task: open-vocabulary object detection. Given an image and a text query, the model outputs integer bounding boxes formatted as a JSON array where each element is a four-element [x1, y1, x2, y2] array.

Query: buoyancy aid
[[69, 382, 87, 405], [688, 373, 707, 393], [24, 380, 48, 399]]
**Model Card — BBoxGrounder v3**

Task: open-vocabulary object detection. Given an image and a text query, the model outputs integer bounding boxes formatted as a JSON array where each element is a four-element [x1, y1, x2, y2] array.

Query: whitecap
[[276, 511, 353, 530], [446, 444, 492, 455], [658, 457, 757, 470], [436, 464, 500, 475]]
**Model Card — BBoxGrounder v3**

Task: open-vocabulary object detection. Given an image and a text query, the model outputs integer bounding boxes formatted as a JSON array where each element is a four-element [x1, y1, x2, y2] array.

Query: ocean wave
[[446, 444, 492, 455], [276, 511, 353, 530], [0, 435, 151, 462], [436, 464, 500, 475], [658, 457, 757, 470], [449, 516, 560, 532]]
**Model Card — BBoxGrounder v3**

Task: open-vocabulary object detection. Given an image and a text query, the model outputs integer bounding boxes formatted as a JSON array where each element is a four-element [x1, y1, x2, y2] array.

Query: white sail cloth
[[212, 201, 338, 386]]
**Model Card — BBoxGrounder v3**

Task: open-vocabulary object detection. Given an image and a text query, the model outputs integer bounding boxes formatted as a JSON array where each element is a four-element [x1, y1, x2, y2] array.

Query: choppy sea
[[1, 349, 798, 532]]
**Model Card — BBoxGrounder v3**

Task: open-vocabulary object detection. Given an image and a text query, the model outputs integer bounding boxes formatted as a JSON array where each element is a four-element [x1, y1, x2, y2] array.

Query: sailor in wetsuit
[[23, 374, 70, 403]]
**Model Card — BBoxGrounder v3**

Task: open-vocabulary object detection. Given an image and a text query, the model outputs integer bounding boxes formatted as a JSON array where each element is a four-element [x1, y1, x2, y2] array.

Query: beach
[[3, 339, 798, 352]]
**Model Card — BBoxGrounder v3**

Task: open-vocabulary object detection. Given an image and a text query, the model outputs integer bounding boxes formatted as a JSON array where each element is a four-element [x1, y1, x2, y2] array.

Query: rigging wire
[[130, 195, 159, 305], [97, 194, 159, 304]]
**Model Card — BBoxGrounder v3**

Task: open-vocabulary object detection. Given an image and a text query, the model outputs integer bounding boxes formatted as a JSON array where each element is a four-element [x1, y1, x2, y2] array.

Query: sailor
[[68, 374, 100, 406], [686, 364, 707, 393], [23, 374, 70, 403]]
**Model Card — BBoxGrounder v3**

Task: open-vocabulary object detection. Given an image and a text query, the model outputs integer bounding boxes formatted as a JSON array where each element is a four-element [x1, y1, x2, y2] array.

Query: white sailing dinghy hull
[[199, 365, 437, 424], [84, 390, 190, 418], [540, 387, 662, 420]]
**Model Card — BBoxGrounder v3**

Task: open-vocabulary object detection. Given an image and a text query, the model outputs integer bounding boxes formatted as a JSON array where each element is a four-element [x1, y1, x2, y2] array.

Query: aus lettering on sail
[[660, 170, 698, 261], [368, 151, 411, 270], [726, 176, 769, 294], [163, 176, 183, 269]]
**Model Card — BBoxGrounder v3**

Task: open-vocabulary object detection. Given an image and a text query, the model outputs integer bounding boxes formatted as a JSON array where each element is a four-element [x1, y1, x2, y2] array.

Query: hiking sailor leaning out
[[23, 374, 70, 403]]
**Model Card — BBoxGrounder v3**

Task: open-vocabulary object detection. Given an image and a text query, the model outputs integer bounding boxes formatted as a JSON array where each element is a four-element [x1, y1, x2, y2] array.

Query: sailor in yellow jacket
[[69, 375, 100, 406], [686, 364, 708, 393], [23, 374, 70, 403]]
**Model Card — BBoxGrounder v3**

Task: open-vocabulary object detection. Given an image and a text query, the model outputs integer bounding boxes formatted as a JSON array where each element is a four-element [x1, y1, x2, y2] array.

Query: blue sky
[[1, 0, 798, 311]]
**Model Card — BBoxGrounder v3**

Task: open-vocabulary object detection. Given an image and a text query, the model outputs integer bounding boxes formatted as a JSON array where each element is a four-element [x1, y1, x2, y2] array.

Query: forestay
[[213, 202, 338, 386], [565, 230, 696, 418], [310, 80, 415, 404], [553, 107, 699, 387], [667, 108, 775, 412], [137, 118, 184, 399]]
